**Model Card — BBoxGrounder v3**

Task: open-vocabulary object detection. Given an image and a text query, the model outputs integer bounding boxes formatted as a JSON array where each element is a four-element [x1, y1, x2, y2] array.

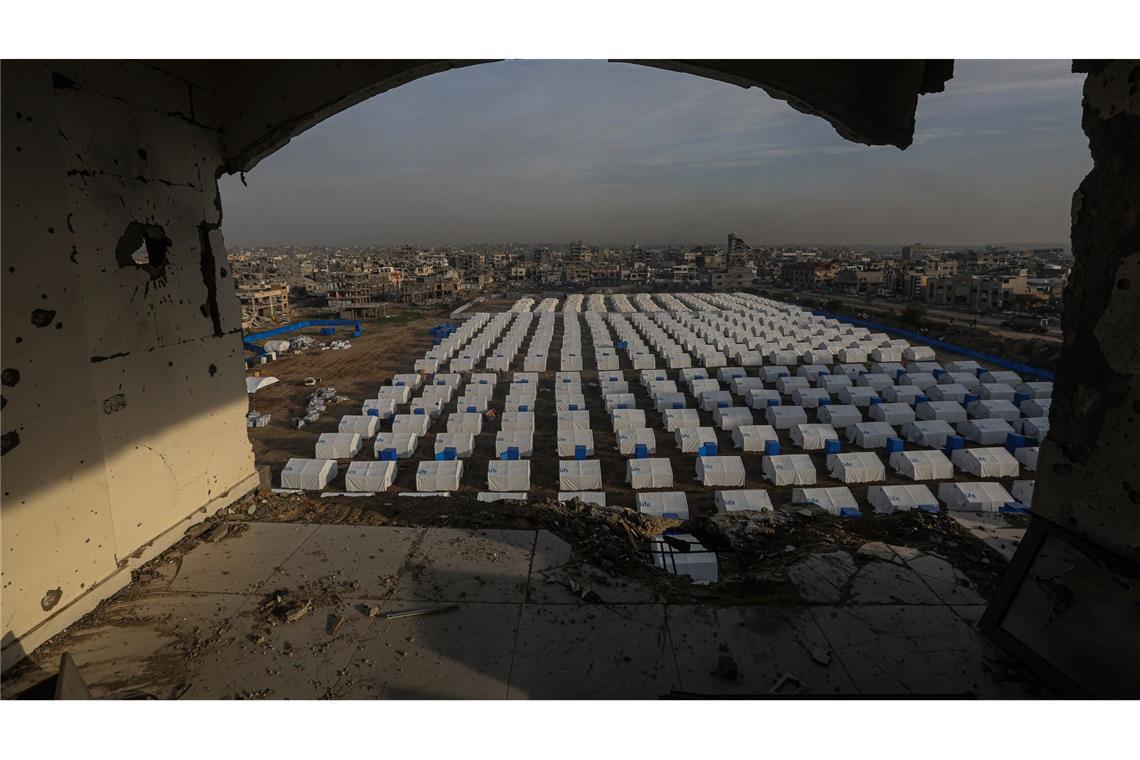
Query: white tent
[[847, 422, 896, 449], [362, 398, 397, 420], [617, 427, 657, 455], [957, 418, 1015, 445], [765, 405, 808, 429], [446, 412, 484, 434], [487, 460, 531, 492], [477, 491, 528, 503], [915, 401, 968, 423], [817, 404, 862, 429], [495, 430, 534, 458], [626, 458, 674, 489], [344, 460, 396, 492], [500, 411, 536, 432], [611, 408, 648, 430], [604, 392, 637, 412], [791, 486, 858, 516], [938, 481, 1014, 512], [373, 432, 418, 459], [747, 389, 782, 409], [1015, 382, 1053, 399], [408, 397, 444, 418], [967, 399, 1020, 421], [280, 458, 337, 490], [433, 432, 475, 459], [558, 491, 606, 507], [889, 450, 954, 480], [902, 345, 937, 361], [1011, 480, 1034, 507], [868, 402, 916, 426], [378, 385, 412, 405], [246, 376, 279, 394], [338, 414, 378, 438], [654, 392, 688, 412], [731, 424, 779, 452], [951, 447, 1020, 478], [557, 410, 591, 431], [1021, 398, 1052, 418], [696, 456, 747, 487], [926, 383, 969, 403], [791, 388, 831, 408], [1015, 446, 1039, 471], [944, 360, 982, 374], [713, 407, 754, 431], [559, 459, 603, 491], [315, 432, 362, 459], [838, 387, 880, 407], [699, 390, 735, 411], [663, 408, 700, 432], [714, 489, 773, 513], [416, 460, 463, 491], [392, 414, 431, 437], [867, 484, 939, 514], [901, 420, 955, 448], [556, 429, 595, 457], [980, 383, 1016, 401], [791, 423, 839, 450], [762, 454, 816, 486], [980, 370, 1022, 386], [636, 491, 689, 519], [882, 386, 924, 405], [826, 452, 885, 483], [676, 426, 719, 453]]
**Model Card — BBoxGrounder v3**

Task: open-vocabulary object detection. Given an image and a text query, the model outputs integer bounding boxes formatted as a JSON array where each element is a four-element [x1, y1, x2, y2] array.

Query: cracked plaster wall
[[1, 62, 256, 664]]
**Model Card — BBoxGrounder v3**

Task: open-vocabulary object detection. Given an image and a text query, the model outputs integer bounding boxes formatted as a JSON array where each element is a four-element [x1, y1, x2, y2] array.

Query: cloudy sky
[[219, 60, 1089, 248]]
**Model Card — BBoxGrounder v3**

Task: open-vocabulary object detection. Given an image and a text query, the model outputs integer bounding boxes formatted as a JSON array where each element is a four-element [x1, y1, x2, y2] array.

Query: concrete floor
[[4, 521, 1043, 699]]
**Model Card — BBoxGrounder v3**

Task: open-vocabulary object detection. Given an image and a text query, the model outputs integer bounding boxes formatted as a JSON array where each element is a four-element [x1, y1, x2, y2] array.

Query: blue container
[[869, 397, 883, 405], [824, 439, 841, 454], [818, 369, 829, 376], [885, 437, 904, 453], [915, 394, 928, 404], [698, 443, 718, 457], [616, 340, 628, 350], [379, 448, 397, 461], [964, 393, 980, 405], [574, 445, 588, 460], [896, 369, 908, 380], [673, 402, 684, 409], [366, 408, 379, 417], [766, 398, 781, 407], [818, 398, 831, 406], [444, 447, 457, 460], [718, 401, 729, 408], [568, 404, 578, 411], [518, 404, 528, 412], [932, 368, 945, 378], [1005, 433, 1028, 452], [466, 406, 477, 413], [503, 447, 519, 461], [413, 407, 426, 415], [1000, 503, 1031, 515], [764, 440, 781, 456], [1013, 392, 1031, 407], [634, 443, 649, 459], [975, 367, 986, 377], [943, 435, 966, 452], [840, 507, 862, 519]]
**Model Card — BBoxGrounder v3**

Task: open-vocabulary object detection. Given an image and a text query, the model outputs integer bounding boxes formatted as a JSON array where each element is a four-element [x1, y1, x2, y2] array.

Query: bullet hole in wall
[[1, 368, 19, 387], [31, 308, 56, 327], [115, 222, 171, 281]]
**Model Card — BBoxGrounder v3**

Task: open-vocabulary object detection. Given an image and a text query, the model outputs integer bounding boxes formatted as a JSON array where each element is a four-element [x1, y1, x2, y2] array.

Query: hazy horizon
[[219, 60, 1090, 248]]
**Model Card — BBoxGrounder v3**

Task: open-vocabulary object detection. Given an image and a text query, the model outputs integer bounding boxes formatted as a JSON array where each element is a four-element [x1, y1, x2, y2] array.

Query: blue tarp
[[243, 319, 363, 354], [808, 309, 1055, 381]]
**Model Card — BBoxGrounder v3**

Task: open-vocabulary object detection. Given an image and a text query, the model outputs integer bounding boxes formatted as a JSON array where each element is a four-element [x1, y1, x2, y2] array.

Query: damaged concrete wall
[[1, 62, 257, 666], [1035, 61, 1140, 561]]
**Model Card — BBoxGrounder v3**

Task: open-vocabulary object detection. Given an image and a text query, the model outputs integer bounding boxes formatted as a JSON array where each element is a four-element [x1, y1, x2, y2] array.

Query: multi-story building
[[711, 265, 757, 291], [925, 270, 1029, 310]]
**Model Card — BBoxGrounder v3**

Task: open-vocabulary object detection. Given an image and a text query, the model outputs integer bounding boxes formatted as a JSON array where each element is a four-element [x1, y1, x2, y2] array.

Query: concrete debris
[[811, 647, 831, 666], [856, 541, 900, 564]]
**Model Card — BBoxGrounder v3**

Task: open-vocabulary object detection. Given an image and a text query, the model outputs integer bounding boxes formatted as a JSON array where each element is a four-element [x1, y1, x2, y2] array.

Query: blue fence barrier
[[243, 319, 363, 354], [808, 309, 1055, 381]]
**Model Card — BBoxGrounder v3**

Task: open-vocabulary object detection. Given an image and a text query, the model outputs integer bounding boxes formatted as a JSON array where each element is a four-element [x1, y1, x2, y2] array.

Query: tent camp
[[882, 386, 924, 405], [617, 427, 657, 456], [838, 386, 880, 407], [1014, 417, 1050, 441], [761, 454, 816, 486], [611, 408, 648, 430], [626, 458, 675, 489], [980, 383, 1016, 401], [938, 481, 1014, 512], [714, 489, 773, 513], [816, 404, 862, 429], [1015, 446, 1039, 471], [556, 429, 595, 457], [957, 418, 1015, 445], [654, 392, 688, 412], [713, 407, 754, 431], [901, 420, 956, 448], [826, 452, 886, 483], [559, 459, 603, 491], [636, 491, 690, 519], [699, 390, 735, 411], [765, 405, 808, 429], [338, 415, 378, 438], [967, 399, 1020, 421], [926, 384, 969, 403], [446, 412, 483, 434], [791, 388, 831, 409], [676, 426, 719, 453], [315, 432, 362, 459], [495, 431, 534, 458], [362, 398, 397, 420], [867, 484, 938, 514], [378, 385, 412, 405], [416, 460, 463, 492], [791, 423, 839, 450], [433, 432, 475, 459], [373, 432, 418, 459], [344, 460, 396, 492], [486, 460, 531, 492], [558, 491, 606, 507], [915, 401, 968, 423], [696, 456, 747, 487], [556, 410, 591, 431], [791, 486, 859, 516], [951, 447, 1020, 478], [1011, 480, 1034, 507], [847, 422, 896, 449], [392, 414, 431, 437], [604, 392, 637, 412], [868, 402, 916, 426], [731, 424, 779, 452], [747, 389, 782, 409], [889, 450, 954, 480], [280, 458, 337, 490], [408, 397, 443, 418]]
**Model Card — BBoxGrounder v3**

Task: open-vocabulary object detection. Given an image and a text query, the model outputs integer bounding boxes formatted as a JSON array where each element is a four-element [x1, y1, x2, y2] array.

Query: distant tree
[[901, 304, 927, 327]]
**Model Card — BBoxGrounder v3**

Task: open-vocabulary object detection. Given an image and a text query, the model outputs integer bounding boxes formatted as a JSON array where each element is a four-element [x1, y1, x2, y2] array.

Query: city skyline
[[220, 60, 1089, 248]]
